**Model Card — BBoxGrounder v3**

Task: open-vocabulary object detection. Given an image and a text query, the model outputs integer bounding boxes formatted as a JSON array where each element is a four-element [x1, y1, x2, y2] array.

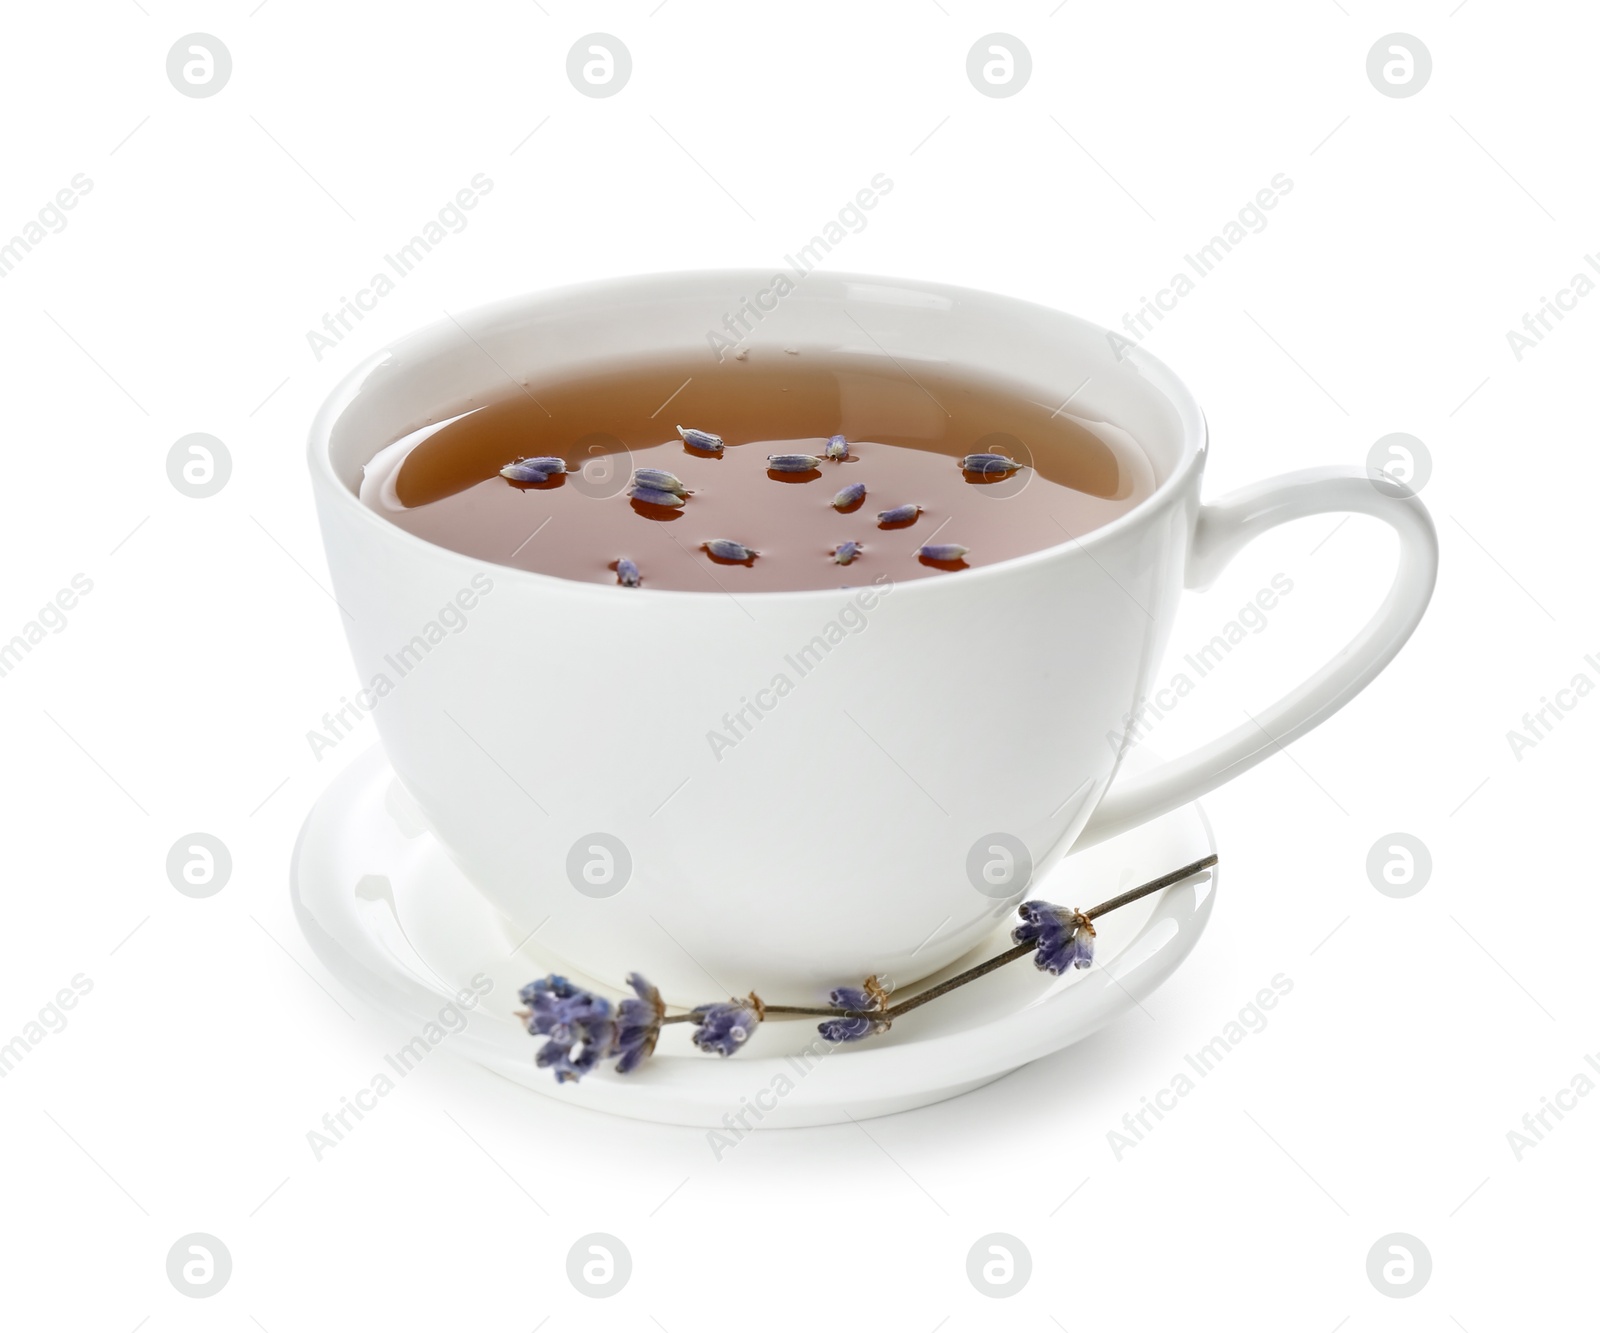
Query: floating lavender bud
[[1012, 902, 1096, 975], [628, 484, 685, 509], [690, 994, 763, 1056], [517, 976, 615, 1083], [767, 453, 823, 472], [500, 459, 561, 483], [704, 538, 757, 562], [817, 977, 891, 1043], [616, 558, 641, 587], [824, 434, 849, 460], [677, 425, 725, 454], [918, 543, 970, 562], [832, 541, 863, 566], [831, 482, 867, 511], [613, 973, 665, 1074], [960, 452, 1023, 476], [876, 503, 922, 525], [632, 468, 689, 497]]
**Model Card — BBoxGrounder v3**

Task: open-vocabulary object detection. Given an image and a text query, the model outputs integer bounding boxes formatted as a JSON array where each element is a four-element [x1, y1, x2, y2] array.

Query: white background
[[1, 1, 1593, 1327]]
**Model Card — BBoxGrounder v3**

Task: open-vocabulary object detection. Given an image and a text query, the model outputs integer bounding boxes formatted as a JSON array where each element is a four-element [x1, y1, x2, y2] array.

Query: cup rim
[[307, 269, 1208, 602]]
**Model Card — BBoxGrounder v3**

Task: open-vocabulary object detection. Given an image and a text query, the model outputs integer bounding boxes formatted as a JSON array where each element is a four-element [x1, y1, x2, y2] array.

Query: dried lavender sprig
[[677, 425, 725, 454], [519, 854, 1219, 1081], [831, 482, 867, 511], [767, 453, 823, 472]]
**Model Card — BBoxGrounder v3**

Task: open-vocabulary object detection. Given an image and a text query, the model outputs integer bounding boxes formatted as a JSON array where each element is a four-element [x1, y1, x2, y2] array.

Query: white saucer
[[291, 745, 1219, 1128]]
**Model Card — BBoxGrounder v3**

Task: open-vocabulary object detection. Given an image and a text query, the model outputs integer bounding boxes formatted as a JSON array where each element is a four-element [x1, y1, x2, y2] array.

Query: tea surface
[[361, 352, 1155, 592]]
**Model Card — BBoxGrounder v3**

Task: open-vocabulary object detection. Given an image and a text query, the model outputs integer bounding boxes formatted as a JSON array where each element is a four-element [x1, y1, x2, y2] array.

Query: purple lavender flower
[[690, 994, 764, 1056], [817, 976, 891, 1043], [613, 973, 665, 1074], [767, 453, 823, 472], [833, 978, 891, 1011], [959, 452, 1023, 476], [918, 543, 970, 562], [876, 503, 922, 526], [1012, 903, 1096, 975], [818, 1015, 879, 1042], [831, 482, 867, 511], [628, 484, 685, 509], [825, 434, 849, 460], [832, 540, 863, 565], [616, 558, 641, 587], [500, 458, 564, 483], [704, 538, 757, 563], [632, 468, 689, 496], [677, 425, 725, 454], [517, 976, 615, 1083]]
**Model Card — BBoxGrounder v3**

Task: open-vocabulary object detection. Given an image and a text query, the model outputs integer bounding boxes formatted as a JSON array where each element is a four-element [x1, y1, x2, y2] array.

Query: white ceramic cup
[[308, 271, 1438, 1006]]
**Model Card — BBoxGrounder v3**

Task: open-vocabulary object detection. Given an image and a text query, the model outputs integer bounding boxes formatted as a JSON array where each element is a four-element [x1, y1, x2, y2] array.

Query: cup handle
[[1075, 465, 1439, 848]]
